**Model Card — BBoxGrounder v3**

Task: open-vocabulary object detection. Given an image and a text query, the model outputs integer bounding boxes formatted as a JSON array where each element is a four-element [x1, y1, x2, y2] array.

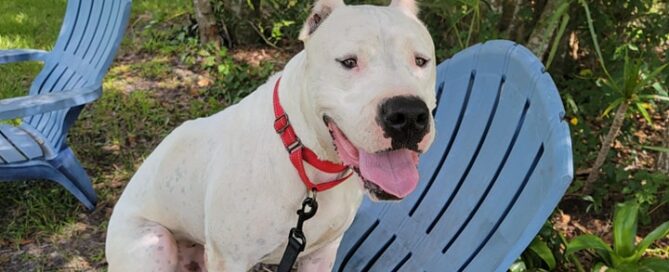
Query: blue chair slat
[[0, 132, 28, 164], [0, 49, 48, 63], [0, 0, 132, 210], [334, 40, 573, 271], [95, 1, 128, 72], [85, 0, 115, 64], [0, 126, 44, 161]]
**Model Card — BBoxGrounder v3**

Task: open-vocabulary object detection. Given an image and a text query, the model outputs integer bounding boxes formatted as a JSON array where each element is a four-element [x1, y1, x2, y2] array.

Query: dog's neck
[[276, 51, 340, 164]]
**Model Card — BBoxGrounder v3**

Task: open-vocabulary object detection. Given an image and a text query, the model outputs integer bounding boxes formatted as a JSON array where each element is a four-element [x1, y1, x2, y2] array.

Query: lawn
[[0, 0, 284, 269]]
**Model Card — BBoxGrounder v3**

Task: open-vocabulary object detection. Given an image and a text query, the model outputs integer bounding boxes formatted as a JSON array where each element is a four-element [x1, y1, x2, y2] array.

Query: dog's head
[[299, 0, 436, 201]]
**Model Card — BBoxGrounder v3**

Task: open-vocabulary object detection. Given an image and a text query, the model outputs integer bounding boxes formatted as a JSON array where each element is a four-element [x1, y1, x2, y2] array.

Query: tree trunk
[[501, 0, 523, 38], [192, 0, 221, 47], [657, 111, 669, 174], [583, 101, 630, 194], [526, 0, 565, 59]]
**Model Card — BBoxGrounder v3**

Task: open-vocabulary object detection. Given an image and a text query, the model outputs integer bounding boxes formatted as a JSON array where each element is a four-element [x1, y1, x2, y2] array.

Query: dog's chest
[[262, 178, 364, 262]]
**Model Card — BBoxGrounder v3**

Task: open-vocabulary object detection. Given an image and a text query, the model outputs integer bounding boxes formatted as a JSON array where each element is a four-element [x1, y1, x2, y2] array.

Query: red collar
[[273, 77, 352, 192]]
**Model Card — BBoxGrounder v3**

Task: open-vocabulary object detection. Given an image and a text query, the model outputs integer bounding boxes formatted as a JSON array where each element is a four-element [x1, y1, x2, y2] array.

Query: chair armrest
[[0, 49, 49, 64], [0, 85, 102, 120]]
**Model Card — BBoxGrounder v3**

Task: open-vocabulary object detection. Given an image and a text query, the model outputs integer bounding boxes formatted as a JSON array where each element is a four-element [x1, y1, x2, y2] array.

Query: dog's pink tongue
[[359, 149, 419, 198]]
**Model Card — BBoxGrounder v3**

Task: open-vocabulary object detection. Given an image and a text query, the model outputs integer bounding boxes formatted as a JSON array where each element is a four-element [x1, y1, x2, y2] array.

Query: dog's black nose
[[379, 96, 430, 149]]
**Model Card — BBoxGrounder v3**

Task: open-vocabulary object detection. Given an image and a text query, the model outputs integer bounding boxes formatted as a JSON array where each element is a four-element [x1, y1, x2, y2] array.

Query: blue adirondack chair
[[0, 0, 132, 210], [334, 40, 573, 271]]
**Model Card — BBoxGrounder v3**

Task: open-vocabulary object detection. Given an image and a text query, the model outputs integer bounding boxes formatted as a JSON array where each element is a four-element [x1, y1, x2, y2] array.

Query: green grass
[[0, 0, 71, 245], [0, 0, 279, 269], [0, 0, 65, 99]]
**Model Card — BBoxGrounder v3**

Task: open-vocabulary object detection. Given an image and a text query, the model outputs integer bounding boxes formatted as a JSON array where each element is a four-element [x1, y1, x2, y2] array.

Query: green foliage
[[212, 0, 311, 47], [178, 40, 277, 105], [511, 221, 586, 272], [512, 236, 558, 272], [566, 202, 669, 271], [600, 46, 668, 122]]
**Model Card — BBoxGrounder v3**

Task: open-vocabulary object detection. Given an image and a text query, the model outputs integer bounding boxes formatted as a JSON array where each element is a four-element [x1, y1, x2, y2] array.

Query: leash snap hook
[[278, 190, 320, 272], [295, 190, 318, 230]]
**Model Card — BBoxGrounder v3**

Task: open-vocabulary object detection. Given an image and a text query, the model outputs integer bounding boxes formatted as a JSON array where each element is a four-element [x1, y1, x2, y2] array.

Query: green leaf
[[564, 93, 579, 114], [508, 261, 526, 272], [634, 221, 669, 259], [634, 102, 652, 124], [639, 94, 669, 102], [642, 146, 669, 153], [622, 55, 643, 99], [614, 263, 640, 272], [592, 262, 614, 272], [545, 13, 570, 70], [653, 82, 669, 96], [643, 63, 668, 86], [639, 258, 669, 272], [603, 98, 623, 117], [566, 234, 614, 262], [579, 0, 614, 84], [528, 237, 557, 270], [613, 202, 639, 258]]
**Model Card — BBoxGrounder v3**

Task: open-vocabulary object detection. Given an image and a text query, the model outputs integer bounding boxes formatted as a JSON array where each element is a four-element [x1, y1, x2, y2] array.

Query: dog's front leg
[[297, 236, 342, 272]]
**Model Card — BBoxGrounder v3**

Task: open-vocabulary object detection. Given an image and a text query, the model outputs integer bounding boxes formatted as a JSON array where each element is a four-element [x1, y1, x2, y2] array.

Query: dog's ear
[[299, 0, 345, 41], [390, 0, 419, 17]]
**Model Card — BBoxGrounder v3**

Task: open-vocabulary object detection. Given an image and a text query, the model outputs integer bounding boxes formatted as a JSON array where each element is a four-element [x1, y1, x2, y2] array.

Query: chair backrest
[[334, 40, 573, 272], [23, 0, 132, 150]]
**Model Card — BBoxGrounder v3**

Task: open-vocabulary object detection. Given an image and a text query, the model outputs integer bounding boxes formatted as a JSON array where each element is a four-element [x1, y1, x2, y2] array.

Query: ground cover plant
[[0, 0, 667, 270]]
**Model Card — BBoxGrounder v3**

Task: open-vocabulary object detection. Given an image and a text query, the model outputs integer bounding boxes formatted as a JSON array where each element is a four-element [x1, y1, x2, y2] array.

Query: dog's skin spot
[[158, 246, 164, 251], [256, 239, 266, 246], [185, 261, 200, 272]]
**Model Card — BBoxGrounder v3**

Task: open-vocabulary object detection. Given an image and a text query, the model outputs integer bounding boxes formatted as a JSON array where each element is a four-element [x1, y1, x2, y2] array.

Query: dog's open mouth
[[325, 117, 420, 201]]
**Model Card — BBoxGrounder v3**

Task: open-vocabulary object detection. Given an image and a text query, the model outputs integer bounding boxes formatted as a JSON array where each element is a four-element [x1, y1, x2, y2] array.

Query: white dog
[[106, 0, 436, 271]]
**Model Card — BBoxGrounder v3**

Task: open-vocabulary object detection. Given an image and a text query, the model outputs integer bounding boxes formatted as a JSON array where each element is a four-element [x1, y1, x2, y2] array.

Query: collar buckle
[[286, 138, 302, 153], [275, 113, 290, 134]]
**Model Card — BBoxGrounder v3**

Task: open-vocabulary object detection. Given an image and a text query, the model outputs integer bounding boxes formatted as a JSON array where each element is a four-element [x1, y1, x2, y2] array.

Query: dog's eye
[[337, 57, 358, 69], [415, 56, 429, 68]]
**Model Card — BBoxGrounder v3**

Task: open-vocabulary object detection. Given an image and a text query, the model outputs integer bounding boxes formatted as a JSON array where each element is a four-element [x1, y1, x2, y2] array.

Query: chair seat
[[0, 124, 45, 164]]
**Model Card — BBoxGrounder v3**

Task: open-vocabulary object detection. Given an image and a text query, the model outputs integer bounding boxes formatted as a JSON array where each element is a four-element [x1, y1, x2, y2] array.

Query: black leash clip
[[278, 190, 319, 272]]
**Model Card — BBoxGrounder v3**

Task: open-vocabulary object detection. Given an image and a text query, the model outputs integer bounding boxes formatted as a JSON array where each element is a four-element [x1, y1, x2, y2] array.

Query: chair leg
[[53, 147, 97, 210], [48, 170, 96, 211]]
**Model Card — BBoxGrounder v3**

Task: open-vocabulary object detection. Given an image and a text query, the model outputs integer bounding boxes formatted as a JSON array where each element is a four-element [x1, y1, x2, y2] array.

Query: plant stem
[[657, 112, 669, 174], [579, 0, 615, 85], [583, 101, 630, 194], [466, 1, 480, 46]]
